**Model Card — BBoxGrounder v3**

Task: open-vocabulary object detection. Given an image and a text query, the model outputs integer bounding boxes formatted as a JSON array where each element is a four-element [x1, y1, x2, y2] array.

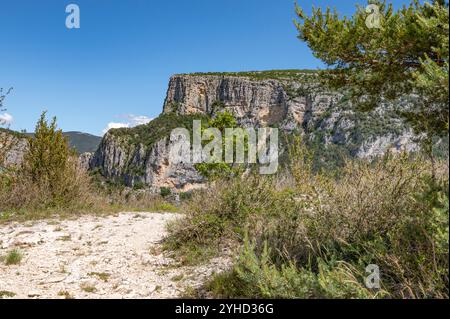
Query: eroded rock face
[[163, 74, 419, 158], [89, 72, 422, 189], [0, 132, 28, 168], [89, 133, 204, 191], [163, 74, 337, 130]]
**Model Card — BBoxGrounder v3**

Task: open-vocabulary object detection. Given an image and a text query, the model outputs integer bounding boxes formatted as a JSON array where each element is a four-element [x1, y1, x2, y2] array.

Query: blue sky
[[1, 0, 412, 136]]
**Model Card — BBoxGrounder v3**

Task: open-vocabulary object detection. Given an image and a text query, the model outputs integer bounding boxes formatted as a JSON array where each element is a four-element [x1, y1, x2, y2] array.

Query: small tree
[[195, 111, 245, 180], [295, 0, 449, 142], [22, 112, 73, 203]]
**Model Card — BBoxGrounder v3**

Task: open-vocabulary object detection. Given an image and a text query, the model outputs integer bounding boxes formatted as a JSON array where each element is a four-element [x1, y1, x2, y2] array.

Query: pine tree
[[294, 0, 449, 139], [22, 112, 72, 201]]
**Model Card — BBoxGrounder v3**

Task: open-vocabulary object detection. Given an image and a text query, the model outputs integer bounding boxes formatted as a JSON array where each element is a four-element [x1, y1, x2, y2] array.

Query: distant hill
[[63, 131, 102, 154], [23, 131, 101, 154]]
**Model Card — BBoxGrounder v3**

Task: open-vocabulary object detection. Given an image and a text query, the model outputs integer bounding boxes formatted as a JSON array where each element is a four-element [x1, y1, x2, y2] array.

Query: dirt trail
[[0, 212, 229, 299]]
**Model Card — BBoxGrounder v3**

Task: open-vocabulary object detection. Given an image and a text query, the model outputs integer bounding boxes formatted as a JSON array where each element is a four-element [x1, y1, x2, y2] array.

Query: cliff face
[[88, 113, 207, 191], [163, 73, 334, 130], [0, 131, 28, 168], [89, 71, 421, 190], [90, 133, 203, 191], [163, 73, 419, 158]]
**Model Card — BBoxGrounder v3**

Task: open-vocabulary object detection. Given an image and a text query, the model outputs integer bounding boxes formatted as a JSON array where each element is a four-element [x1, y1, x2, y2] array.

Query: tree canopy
[[295, 0, 449, 138]]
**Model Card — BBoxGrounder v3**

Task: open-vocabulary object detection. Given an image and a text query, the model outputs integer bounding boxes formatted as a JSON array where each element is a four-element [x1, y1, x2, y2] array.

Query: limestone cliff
[[0, 130, 28, 168], [89, 70, 424, 190], [163, 72, 419, 158], [88, 113, 207, 191]]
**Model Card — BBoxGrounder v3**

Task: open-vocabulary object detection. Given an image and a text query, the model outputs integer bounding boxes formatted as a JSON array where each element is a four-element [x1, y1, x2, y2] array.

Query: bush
[[2, 249, 23, 265], [0, 112, 99, 214], [167, 137, 449, 298], [160, 187, 171, 198]]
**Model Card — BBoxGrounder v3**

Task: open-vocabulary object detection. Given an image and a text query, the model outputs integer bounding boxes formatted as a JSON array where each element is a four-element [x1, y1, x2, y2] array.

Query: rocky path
[[0, 212, 229, 299]]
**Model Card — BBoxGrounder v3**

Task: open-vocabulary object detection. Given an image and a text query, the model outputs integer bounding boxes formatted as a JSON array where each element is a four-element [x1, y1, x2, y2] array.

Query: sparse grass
[[181, 285, 200, 299], [0, 187, 178, 224], [80, 284, 97, 293], [0, 290, 16, 299], [2, 249, 23, 265], [57, 290, 74, 299], [88, 272, 110, 282], [171, 274, 184, 282], [57, 235, 71, 242]]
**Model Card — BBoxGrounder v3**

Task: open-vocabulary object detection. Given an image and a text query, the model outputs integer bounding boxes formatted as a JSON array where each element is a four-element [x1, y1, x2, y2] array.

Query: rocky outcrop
[[78, 152, 94, 171], [0, 132, 28, 168], [163, 73, 419, 158], [89, 132, 204, 191], [88, 71, 424, 190], [163, 73, 334, 130]]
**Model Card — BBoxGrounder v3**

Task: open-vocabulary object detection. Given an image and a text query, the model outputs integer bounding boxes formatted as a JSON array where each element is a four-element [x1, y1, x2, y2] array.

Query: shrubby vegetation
[[109, 113, 210, 148], [166, 137, 449, 298], [166, 1, 450, 298], [177, 69, 319, 81], [295, 0, 449, 150], [194, 110, 246, 180], [0, 112, 177, 222], [0, 112, 100, 215]]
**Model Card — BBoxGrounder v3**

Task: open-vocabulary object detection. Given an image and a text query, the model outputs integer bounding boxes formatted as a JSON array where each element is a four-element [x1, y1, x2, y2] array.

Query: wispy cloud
[[103, 114, 153, 134], [0, 113, 13, 126]]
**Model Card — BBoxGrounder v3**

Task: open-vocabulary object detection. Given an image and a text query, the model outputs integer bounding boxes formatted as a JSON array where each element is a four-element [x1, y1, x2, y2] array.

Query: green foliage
[[179, 191, 193, 201], [0, 112, 98, 213], [109, 113, 210, 148], [2, 249, 22, 265], [177, 69, 319, 81], [163, 175, 279, 264], [209, 239, 377, 299], [195, 111, 247, 180], [62, 132, 101, 154], [160, 187, 171, 198], [295, 0, 449, 138], [169, 137, 449, 298], [24, 112, 71, 187]]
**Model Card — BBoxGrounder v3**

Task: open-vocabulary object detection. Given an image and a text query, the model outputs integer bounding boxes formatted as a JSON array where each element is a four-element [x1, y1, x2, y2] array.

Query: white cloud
[[129, 115, 152, 126], [0, 113, 13, 126], [103, 114, 153, 135], [103, 122, 129, 134]]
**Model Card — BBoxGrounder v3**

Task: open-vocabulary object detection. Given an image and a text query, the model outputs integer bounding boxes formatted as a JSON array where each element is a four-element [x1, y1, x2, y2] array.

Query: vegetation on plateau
[[177, 69, 319, 81]]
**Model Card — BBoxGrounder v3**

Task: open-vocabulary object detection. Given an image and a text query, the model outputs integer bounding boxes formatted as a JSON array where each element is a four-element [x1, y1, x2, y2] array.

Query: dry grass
[[166, 137, 449, 298], [0, 160, 178, 223]]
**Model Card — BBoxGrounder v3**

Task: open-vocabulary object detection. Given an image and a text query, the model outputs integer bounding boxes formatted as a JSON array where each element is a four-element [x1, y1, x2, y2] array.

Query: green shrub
[[0, 112, 97, 212], [160, 187, 171, 198], [209, 239, 378, 299], [3, 249, 22, 265], [168, 137, 449, 298]]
